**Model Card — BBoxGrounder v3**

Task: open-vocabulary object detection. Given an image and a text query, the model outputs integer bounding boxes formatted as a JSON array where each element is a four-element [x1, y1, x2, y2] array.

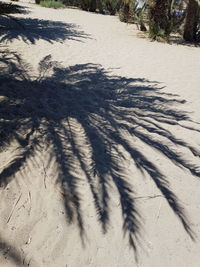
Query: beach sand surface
[[0, 2, 200, 266]]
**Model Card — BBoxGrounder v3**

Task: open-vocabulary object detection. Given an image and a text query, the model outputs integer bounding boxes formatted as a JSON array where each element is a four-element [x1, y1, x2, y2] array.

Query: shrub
[[61, 0, 80, 7], [102, 0, 121, 15], [40, 0, 65, 8], [149, 20, 168, 42]]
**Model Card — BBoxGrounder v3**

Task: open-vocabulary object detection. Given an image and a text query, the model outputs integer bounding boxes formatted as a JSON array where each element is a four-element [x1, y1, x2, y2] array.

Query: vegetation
[[118, 0, 199, 43], [148, 0, 200, 42], [183, 0, 200, 42], [40, 0, 65, 8], [119, 0, 131, 22], [45, 0, 198, 43], [1, 0, 199, 43], [148, 0, 172, 42]]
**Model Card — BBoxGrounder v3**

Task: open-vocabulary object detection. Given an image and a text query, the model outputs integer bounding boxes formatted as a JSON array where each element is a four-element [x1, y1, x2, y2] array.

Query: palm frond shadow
[[0, 53, 200, 255], [0, 1, 28, 15], [0, 16, 90, 44]]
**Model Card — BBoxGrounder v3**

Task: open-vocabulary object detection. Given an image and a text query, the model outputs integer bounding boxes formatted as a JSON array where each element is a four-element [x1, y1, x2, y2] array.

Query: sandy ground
[[0, 2, 200, 267]]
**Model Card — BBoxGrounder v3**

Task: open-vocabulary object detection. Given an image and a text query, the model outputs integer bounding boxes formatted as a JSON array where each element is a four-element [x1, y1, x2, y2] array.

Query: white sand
[[0, 2, 200, 266]]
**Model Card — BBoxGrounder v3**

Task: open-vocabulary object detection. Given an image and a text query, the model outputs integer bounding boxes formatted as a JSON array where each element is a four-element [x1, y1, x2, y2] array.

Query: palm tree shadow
[[0, 52, 200, 256], [0, 1, 29, 15], [0, 16, 91, 44]]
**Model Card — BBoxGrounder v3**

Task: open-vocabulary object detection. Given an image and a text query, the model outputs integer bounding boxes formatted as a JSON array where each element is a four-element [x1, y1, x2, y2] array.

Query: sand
[[0, 1, 200, 266]]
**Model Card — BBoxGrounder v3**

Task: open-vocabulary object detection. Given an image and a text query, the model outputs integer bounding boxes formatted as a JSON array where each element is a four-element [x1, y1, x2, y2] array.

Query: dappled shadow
[[0, 16, 90, 44], [0, 51, 200, 256]]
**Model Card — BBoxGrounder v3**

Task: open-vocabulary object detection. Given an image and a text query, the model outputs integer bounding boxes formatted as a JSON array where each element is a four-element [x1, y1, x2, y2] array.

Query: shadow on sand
[[0, 51, 200, 262], [0, 16, 91, 44], [0, 236, 24, 266]]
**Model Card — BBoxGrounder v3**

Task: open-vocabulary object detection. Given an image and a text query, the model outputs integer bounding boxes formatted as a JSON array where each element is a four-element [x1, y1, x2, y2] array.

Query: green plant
[[102, 0, 120, 15], [133, 1, 148, 31], [40, 0, 65, 8], [118, 0, 132, 22], [148, 0, 175, 42], [149, 20, 169, 42]]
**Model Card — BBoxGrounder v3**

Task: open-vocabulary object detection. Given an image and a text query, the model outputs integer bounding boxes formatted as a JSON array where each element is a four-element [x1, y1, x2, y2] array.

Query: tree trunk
[[183, 0, 200, 42], [149, 0, 173, 40], [150, 0, 170, 30]]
